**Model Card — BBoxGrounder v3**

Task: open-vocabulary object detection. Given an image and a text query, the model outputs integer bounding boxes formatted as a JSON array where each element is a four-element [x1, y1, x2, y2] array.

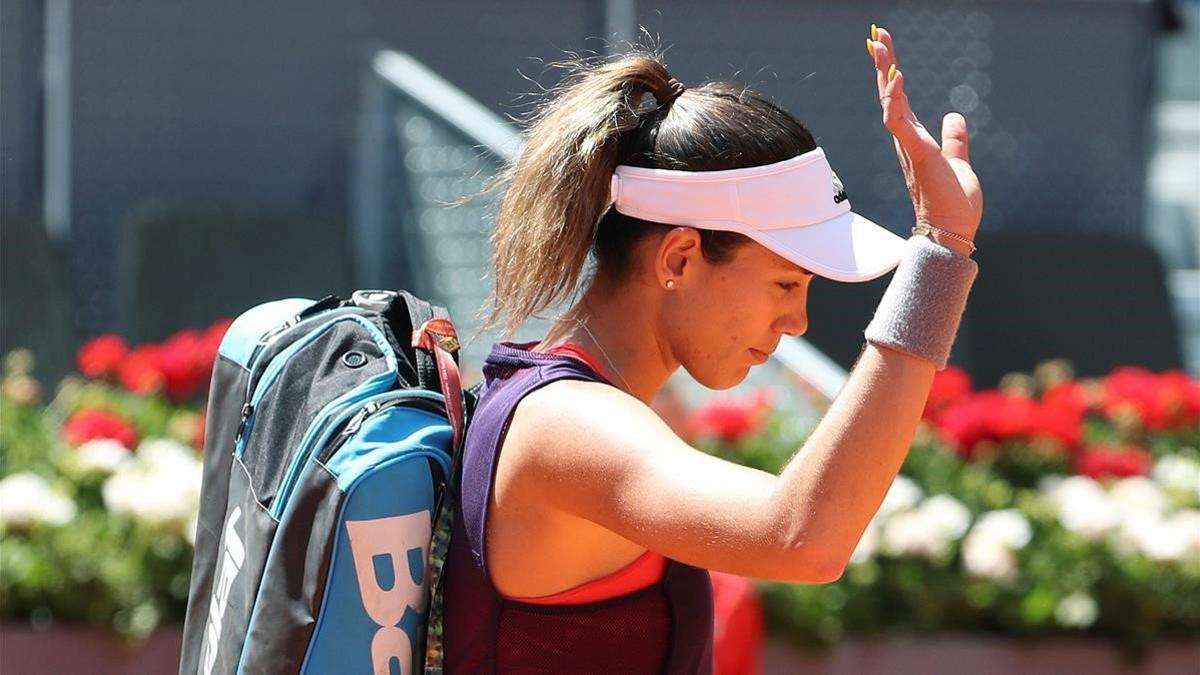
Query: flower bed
[[0, 322, 226, 638], [690, 361, 1200, 658], [2, 324, 1198, 663]]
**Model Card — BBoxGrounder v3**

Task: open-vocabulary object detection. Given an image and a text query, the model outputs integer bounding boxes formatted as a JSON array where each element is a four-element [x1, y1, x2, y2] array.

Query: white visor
[[608, 146, 904, 282]]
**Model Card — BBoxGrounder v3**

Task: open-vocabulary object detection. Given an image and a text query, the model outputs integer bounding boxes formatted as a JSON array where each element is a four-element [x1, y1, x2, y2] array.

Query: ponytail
[[480, 51, 680, 337]]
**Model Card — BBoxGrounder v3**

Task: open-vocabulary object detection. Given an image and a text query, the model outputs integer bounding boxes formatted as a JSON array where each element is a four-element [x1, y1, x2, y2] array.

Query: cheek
[[687, 285, 771, 360]]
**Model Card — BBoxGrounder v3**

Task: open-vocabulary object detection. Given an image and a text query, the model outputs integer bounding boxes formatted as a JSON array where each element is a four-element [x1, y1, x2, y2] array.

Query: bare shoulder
[[512, 378, 676, 457], [516, 377, 654, 435], [509, 376, 750, 513]]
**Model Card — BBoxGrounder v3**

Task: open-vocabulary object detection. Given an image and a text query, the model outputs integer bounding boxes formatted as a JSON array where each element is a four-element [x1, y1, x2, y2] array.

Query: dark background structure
[[2, 0, 1197, 388]]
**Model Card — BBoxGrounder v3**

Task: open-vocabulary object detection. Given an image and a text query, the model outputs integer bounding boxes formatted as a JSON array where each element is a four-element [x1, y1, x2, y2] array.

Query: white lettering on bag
[[200, 506, 246, 675], [345, 512, 432, 675]]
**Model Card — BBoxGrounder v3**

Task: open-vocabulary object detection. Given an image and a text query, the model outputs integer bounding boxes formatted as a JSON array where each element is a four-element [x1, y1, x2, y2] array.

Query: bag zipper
[[269, 389, 447, 519], [234, 312, 398, 458], [234, 307, 362, 451]]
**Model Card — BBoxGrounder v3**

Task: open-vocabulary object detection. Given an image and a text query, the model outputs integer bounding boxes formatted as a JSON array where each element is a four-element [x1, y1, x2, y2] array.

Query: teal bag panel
[[300, 405, 453, 674], [218, 297, 315, 368]]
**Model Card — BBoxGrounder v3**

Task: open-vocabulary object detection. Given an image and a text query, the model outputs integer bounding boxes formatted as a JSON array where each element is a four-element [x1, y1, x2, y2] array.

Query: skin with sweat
[[487, 26, 983, 597]]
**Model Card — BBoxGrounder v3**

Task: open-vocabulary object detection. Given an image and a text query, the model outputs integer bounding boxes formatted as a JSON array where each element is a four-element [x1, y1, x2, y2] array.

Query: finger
[[940, 112, 971, 164], [881, 68, 939, 158], [872, 27, 923, 128], [875, 26, 900, 66], [870, 41, 894, 102]]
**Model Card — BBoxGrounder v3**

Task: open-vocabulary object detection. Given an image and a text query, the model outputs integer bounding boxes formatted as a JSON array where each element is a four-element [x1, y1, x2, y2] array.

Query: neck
[[543, 277, 677, 405]]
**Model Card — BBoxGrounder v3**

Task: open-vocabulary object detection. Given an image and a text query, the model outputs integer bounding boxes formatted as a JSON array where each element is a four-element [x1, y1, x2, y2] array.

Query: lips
[[749, 348, 770, 364]]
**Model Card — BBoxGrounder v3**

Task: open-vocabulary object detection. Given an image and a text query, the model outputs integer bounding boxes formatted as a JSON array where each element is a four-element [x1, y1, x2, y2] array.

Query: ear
[[654, 227, 703, 288]]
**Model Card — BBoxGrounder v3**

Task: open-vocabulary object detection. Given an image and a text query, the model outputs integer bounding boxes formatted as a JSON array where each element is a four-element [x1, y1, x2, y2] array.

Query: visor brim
[[748, 210, 906, 283]]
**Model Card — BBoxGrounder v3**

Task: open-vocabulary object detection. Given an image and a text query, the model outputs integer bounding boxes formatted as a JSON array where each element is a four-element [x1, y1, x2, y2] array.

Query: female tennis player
[[443, 25, 983, 673]]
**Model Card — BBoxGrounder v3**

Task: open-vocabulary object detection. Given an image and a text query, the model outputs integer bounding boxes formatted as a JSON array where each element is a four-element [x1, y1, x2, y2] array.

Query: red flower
[[1102, 367, 1200, 430], [688, 390, 773, 444], [77, 334, 129, 380], [1031, 381, 1091, 448], [1030, 403, 1083, 448], [1160, 369, 1200, 424], [937, 390, 1080, 457], [936, 393, 993, 454], [1042, 380, 1091, 419], [923, 365, 973, 423], [1075, 444, 1152, 479], [62, 408, 139, 448], [160, 329, 211, 402], [119, 344, 166, 396]]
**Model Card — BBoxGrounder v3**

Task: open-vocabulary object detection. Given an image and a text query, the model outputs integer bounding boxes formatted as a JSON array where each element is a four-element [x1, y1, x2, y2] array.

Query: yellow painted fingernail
[[866, 38, 874, 57], [888, 64, 898, 81], [871, 23, 879, 41]]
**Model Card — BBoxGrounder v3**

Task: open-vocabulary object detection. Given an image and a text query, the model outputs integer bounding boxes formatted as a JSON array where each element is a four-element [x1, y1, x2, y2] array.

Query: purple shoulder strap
[[460, 342, 608, 570]]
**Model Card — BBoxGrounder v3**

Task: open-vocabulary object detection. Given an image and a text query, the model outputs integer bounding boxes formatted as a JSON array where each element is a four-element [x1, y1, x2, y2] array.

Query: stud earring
[[665, 279, 676, 290]]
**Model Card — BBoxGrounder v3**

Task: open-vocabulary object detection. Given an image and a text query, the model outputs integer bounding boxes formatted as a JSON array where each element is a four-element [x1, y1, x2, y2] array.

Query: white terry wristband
[[863, 235, 979, 369]]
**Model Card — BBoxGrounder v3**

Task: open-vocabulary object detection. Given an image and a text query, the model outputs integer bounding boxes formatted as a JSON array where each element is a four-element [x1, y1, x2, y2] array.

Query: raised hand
[[867, 25, 983, 246]]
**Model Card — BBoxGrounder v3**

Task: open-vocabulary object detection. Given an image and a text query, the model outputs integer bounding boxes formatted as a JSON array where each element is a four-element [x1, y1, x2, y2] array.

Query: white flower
[[1110, 477, 1168, 517], [0, 473, 76, 528], [1038, 474, 1065, 495], [876, 475, 923, 521], [101, 464, 141, 515], [881, 494, 972, 559], [74, 438, 131, 474], [882, 511, 944, 557], [962, 531, 1018, 581], [850, 522, 879, 564], [184, 512, 199, 547], [1044, 476, 1119, 540], [137, 438, 200, 476], [972, 509, 1033, 550], [961, 510, 1031, 582], [103, 465, 193, 527], [1117, 508, 1200, 562], [1151, 455, 1200, 497], [1137, 521, 1189, 561], [918, 495, 972, 541], [1043, 474, 1101, 501], [1055, 591, 1098, 628], [103, 437, 203, 535], [1171, 510, 1200, 555]]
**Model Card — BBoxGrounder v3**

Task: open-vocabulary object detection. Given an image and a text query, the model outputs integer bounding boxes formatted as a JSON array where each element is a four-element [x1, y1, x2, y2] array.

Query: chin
[[691, 364, 752, 391]]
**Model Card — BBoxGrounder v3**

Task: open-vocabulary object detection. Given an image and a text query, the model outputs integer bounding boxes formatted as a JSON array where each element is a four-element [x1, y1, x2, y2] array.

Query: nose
[[774, 306, 808, 337], [772, 284, 810, 337]]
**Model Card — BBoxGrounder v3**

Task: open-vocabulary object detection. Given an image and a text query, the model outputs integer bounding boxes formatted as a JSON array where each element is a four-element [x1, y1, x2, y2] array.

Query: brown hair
[[478, 48, 817, 337]]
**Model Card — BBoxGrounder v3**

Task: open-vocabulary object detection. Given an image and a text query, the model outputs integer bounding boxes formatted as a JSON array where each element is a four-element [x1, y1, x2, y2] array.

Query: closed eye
[[777, 282, 802, 292]]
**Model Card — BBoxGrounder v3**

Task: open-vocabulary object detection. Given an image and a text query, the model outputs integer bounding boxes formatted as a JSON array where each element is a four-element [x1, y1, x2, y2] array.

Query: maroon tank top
[[442, 341, 714, 673]]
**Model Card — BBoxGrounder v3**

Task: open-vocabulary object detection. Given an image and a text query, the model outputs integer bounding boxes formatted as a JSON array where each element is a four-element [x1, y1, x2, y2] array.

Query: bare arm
[[512, 343, 931, 583], [766, 343, 934, 576]]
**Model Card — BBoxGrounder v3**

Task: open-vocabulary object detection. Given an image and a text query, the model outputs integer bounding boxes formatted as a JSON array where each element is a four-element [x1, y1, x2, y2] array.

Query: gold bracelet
[[912, 223, 976, 254]]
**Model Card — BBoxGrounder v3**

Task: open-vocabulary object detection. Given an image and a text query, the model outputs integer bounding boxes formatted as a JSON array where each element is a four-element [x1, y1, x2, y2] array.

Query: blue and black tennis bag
[[179, 289, 474, 675]]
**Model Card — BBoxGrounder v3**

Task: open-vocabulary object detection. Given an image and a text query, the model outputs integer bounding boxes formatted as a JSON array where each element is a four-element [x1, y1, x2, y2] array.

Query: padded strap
[[411, 317, 466, 452], [399, 291, 439, 390]]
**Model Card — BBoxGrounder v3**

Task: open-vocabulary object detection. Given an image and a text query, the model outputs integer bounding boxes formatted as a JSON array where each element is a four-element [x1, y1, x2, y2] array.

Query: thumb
[[940, 112, 970, 164]]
